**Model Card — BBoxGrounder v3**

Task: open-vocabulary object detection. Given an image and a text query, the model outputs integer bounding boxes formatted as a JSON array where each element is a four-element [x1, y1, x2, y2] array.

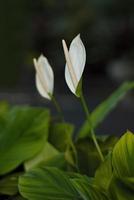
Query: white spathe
[[33, 55, 54, 100], [62, 34, 86, 96]]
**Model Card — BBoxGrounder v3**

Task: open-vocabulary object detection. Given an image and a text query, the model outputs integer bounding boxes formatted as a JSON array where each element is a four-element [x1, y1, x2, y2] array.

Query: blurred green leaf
[[48, 122, 76, 168], [112, 131, 134, 178], [97, 135, 118, 152], [24, 142, 65, 171], [94, 154, 113, 191], [108, 177, 134, 200], [72, 177, 108, 200], [0, 173, 20, 196], [19, 167, 80, 200], [108, 131, 134, 199], [75, 135, 117, 176], [19, 166, 108, 200], [0, 106, 50, 175], [75, 138, 101, 176], [49, 122, 74, 152], [41, 153, 66, 169], [78, 82, 134, 139]]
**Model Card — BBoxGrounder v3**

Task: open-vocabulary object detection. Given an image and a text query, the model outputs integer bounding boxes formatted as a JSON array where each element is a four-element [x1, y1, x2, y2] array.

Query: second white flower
[[62, 34, 86, 96]]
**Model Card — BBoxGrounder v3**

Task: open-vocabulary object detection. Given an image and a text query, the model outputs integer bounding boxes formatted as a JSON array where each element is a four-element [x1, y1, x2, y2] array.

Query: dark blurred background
[[0, 0, 134, 135]]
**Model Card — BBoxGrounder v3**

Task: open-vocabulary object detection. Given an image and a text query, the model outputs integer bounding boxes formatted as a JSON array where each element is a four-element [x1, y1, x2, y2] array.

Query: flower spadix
[[62, 34, 86, 97], [33, 55, 54, 100]]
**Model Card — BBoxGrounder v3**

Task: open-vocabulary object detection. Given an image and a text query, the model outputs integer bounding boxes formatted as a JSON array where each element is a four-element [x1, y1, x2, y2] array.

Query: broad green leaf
[[75, 138, 101, 176], [112, 131, 134, 178], [111, 131, 134, 199], [94, 154, 113, 191], [75, 135, 117, 176], [49, 122, 74, 152], [78, 82, 134, 138], [0, 106, 50, 175], [40, 153, 66, 169], [108, 177, 134, 200], [97, 135, 118, 148], [19, 167, 80, 200], [68, 171, 93, 180], [72, 177, 108, 200], [24, 142, 65, 171], [101, 135, 117, 145], [48, 122, 76, 167], [0, 173, 20, 195], [64, 146, 76, 167]]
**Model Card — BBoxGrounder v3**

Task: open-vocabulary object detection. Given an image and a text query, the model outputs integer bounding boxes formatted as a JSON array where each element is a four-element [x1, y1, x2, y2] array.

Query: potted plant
[[0, 35, 134, 200]]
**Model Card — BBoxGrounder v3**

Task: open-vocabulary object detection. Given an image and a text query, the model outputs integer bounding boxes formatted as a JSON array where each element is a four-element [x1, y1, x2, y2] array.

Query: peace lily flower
[[33, 55, 54, 100], [62, 34, 86, 97], [62, 35, 104, 161]]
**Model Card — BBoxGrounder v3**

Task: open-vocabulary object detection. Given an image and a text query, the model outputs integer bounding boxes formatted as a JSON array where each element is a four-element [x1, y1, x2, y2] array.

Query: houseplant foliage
[[0, 35, 134, 199]]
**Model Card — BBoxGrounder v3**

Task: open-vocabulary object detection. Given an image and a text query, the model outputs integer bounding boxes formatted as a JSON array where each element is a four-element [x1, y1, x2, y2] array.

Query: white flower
[[33, 55, 54, 100], [62, 34, 86, 96]]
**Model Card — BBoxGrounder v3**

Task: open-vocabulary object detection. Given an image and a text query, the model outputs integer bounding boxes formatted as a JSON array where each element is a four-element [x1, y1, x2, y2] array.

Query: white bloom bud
[[33, 55, 54, 100], [62, 34, 86, 96]]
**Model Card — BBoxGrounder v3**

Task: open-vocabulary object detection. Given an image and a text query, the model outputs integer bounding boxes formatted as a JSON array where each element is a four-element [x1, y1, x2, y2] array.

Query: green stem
[[51, 95, 64, 121], [80, 92, 104, 162], [70, 140, 80, 172]]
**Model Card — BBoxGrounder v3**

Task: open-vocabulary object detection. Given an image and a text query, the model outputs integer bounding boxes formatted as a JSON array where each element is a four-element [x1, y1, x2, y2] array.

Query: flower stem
[[51, 95, 64, 121], [80, 92, 104, 162]]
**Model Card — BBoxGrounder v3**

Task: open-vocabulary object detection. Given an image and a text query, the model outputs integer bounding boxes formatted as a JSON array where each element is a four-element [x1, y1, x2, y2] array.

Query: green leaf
[[96, 135, 118, 156], [0, 173, 20, 195], [40, 153, 66, 169], [49, 122, 76, 167], [108, 177, 134, 200], [19, 167, 80, 200], [0, 106, 50, 175], [72, 177, 108, 200], [75, 138, 102, 176], [75, 135, 117, 176], [94, 154, 113, 191], [19, 167, 108, 200], [24, 142, 65, 171], [49, 122, 74, 152], [108, 131, 134, 199], [78, 82, 134, 138], [112, 131, 134, 178]]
